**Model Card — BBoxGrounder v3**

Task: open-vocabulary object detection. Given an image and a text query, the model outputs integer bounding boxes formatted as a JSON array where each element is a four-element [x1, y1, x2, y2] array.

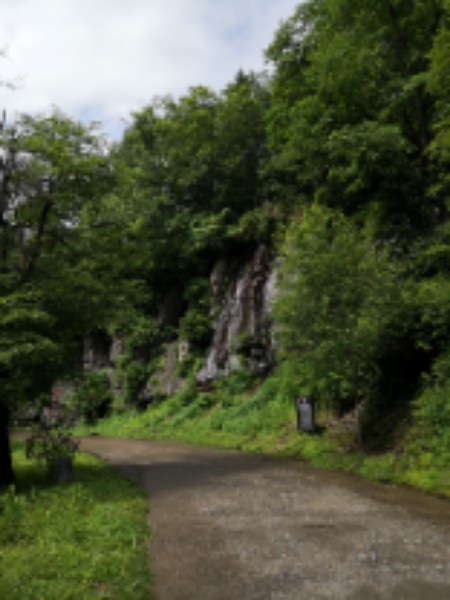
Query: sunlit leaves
[[265, 0, 446, 236], [0, 112, 117, 410], [274, 204, 396, 409]]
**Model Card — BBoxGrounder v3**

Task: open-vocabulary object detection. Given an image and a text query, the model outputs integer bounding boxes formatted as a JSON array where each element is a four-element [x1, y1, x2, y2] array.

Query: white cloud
[[0, 0, 300, 138]]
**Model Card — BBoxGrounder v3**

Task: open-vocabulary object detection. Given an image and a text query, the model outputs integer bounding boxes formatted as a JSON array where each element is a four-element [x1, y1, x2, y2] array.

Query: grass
[[75, 368, 450, 499], [0, 441, 152, 600]]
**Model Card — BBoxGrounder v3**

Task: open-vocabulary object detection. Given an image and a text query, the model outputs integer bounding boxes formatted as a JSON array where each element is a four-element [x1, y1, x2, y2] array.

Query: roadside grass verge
[[75, 370, 450, 499], [0, 441, 152, 600]]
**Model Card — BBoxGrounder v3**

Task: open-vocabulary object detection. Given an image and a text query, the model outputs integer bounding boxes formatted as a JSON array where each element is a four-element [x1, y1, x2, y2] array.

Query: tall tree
[[266, 0, 446, 238], [273, 204, 395, 415], [0, 112, 115, 486], [214, 71, 269, 219]]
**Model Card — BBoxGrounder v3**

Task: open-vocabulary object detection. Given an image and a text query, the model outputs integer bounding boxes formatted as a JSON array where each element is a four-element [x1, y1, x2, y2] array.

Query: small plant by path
[[25, 421, 79, 484]]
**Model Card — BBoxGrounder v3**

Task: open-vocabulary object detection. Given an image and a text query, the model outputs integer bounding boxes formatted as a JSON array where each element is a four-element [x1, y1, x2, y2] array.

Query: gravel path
[[80, 437, 450, 600]]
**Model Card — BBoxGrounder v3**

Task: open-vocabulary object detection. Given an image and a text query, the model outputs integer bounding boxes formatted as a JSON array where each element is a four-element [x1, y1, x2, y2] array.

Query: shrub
[[411, 381, 450, 461], [25, 416, 79, 484], [179, 309, 212, 347], [72, 370, 113, 424], [180, 278, 212, 348], [121, 359, 149, 405]]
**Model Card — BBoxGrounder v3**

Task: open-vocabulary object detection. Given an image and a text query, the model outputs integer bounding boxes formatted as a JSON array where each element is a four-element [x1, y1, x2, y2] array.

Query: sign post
[[296, 396, 315, 433]]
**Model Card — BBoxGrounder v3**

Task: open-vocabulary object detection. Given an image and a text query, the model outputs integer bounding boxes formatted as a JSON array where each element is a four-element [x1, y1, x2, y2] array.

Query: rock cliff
[[80, 245, 277, 402], [197, 245, 276, 386]]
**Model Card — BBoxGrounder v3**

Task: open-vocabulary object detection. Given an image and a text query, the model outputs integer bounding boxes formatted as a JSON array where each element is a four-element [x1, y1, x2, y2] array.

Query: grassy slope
[[0, 442, 152, 600], [76, 371, 450, 499]]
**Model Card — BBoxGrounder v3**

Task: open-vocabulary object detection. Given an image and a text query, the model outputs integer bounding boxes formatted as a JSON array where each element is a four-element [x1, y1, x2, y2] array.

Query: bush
[[412, 381, 450, 461], [215, 367, 256, 397], [179, 309, 212, 347], [180, 278, 212, 348], [26, 424, 79, 485], [121, 359, 149, 405], [72, 371, 113, 424]]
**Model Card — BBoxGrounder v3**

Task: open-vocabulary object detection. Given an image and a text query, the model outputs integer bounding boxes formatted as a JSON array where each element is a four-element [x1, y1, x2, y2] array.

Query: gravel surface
[[80, 437, 450, 600]]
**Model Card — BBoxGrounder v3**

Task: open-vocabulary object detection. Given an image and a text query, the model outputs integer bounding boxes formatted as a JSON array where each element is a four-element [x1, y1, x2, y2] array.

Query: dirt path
[[80, 437, 450, 600]]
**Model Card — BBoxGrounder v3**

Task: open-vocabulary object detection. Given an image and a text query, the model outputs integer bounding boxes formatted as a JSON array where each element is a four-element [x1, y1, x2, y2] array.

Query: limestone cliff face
[[81, 245, 277, 400], [196, 245, 277, 385]]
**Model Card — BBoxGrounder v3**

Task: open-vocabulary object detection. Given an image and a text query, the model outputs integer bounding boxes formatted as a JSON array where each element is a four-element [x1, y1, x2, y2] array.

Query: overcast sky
[[0, 0, 299, 139]]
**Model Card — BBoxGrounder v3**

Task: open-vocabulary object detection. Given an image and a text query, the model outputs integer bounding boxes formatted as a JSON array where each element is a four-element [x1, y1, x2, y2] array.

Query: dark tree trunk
[[0, 401, 14, 488]]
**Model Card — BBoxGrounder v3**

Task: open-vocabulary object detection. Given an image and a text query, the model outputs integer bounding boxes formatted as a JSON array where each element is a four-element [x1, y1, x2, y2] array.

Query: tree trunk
[[0, 401, 14, 488]]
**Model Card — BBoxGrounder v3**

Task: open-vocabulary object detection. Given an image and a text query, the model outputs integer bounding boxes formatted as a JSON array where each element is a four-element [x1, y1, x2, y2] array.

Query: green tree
[[214, 71, 270, 221], [118, 88, 219, 291], [266, 0, 445, 237], [0, 111, 116, 486], [116, 76, 272, 312], [273, 204, 395, 414]]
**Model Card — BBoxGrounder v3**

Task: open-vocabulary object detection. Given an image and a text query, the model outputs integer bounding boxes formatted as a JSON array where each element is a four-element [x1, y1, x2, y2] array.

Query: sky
[[0, 0, 300, 140]]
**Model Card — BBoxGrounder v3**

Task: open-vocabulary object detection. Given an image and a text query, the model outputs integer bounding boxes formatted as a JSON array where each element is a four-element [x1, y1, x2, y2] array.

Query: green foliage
[[110, 315, 168, 408], [171, 374, 198, 407], [408, 343, 450, 469], [215, 368, 256, 399], [179, 310, 211, 347], [0, 111, 118, 476], [427, 23, 450, 193], [119, 359, 148, 406], [116, 315, 164, 352], [72, 371, 113, 425], [395, 374, 450, 493], [414, 382, 450, 454], [0, 289, 61, 408], [274, 204, 395, 412], [266, 0, 445, 236], [25, 418, 79, 485], [26, 424, 79, 464], [1, 111, 114, 283], [0, 444, 152, 599], [179, 278, 212, 347], [225, 202, 280, 243], [411, 276, 450, 351], [214, 71, 270, 219], [116, 71, 271, 299]]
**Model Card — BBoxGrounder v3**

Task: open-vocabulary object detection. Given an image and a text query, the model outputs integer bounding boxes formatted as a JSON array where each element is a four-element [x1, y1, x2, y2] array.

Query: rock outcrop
[[197, 245, 276, 386], [78, 245, 277, 401]]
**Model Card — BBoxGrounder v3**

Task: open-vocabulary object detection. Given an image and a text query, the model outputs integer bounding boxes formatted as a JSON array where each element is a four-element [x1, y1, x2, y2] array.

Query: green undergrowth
[[0, 442, 152, 600], [76, 369, 450, 498]]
